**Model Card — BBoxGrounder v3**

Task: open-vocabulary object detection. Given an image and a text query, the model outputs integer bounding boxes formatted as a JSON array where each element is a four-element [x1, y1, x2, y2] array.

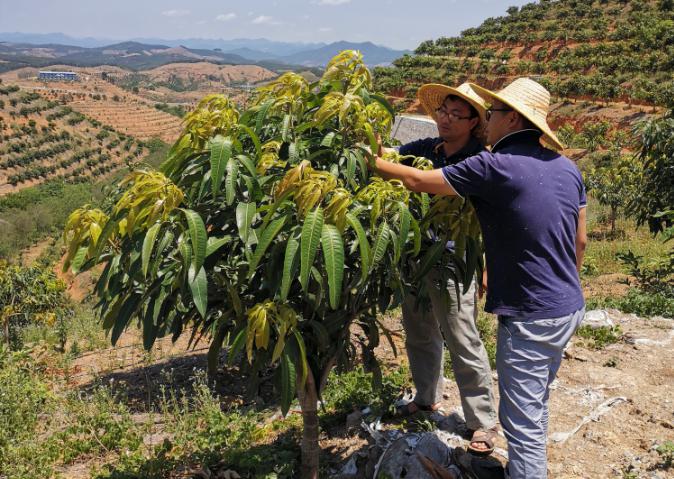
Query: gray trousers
[[497, 308, 585, 479], [402, 267, 497, 431]]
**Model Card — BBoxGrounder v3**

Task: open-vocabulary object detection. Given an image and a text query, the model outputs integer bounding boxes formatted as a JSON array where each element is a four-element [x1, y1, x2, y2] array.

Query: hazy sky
[[0, 0, 533, 50]]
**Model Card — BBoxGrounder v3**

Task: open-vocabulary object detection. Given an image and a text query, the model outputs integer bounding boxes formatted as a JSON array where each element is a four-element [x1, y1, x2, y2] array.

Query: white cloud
[[319, 27, 333, 32], [216, 13, 237, 21], [251, 15, 280, 25], [316, 0, 351, 5], [161, 9, 190, 17]]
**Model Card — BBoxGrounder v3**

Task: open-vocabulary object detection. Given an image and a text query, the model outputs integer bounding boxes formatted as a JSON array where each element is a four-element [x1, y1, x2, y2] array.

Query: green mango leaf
[[205, 235, 232, 258], [142, 300, 158, 350], [236, 155, 259, 178], [321, 223, 345, 310], [282, 114, 291, 141], [397, 202, 411, 261], [225, 158, 240, 205], [346, 213, 371, 284], [207, 324, 228, 375], [289, 141, 299, 163], [370, 93, 396, 119], [255, 99, 274, 132], [280, 236, 300, 300], [409, 216, 422, 256], [248, 215, 288, 277], [292, 329, 308, 387], [321, 132, 336, 147], [413, 242, 445, 282], [279, 352, 296, 417], [421, 193, 430, 216], [102, 297, 123, 330], [227, 329, 247, 366], [142, 222, 161, 278], [210, 136, 233, 196], [180, 209, 207, 273], [111, 294, 142, 346], [91, 216, 117, 261], [178, 239, 192, 271], [236, 202, 256, 244], [370, 221, 391, 270], [71, 246, 89, 274], [189, 265, 208, 318], [237, 124, 261, 157], [363, 122, 378, 164], [300, 208, 324, 292]]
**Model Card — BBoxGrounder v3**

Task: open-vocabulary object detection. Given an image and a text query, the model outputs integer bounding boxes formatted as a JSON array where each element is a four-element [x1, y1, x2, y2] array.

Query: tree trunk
[[298, 367, 320, 479], [610, 206, 617, 236]]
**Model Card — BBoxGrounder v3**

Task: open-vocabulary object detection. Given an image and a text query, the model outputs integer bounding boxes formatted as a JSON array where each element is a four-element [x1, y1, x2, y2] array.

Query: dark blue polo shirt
[[442, 129, 587, 319]]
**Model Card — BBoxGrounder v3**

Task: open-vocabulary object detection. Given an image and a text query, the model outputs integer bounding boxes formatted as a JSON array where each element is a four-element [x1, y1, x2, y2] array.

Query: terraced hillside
[[375, 0, 674, 109], [0, 83, 148, 195], [0, 66, 185, 143]]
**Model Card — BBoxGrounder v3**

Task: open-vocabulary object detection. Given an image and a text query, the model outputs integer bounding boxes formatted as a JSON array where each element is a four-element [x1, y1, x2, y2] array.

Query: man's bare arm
[[576, 206, 587, 273], [374, 156, 458, 196]]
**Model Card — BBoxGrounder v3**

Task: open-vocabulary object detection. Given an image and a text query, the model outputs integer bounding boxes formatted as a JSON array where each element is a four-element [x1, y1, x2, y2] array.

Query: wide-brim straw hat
[[418, 82, 487, 128], [469, 77, 564, 150]]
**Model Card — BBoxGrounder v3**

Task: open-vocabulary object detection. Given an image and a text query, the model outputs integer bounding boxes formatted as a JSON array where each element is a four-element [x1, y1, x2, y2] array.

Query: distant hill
[[0, 34, 409, 70], [373, 0, 674, 108], [279, 41, 410, 67], [0, 41, 255, 71]]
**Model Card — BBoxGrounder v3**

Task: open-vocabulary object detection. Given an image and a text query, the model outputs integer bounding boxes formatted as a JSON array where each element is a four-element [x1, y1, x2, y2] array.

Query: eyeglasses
[[486, 108, 513, 121], [435, 107, 473, 121]]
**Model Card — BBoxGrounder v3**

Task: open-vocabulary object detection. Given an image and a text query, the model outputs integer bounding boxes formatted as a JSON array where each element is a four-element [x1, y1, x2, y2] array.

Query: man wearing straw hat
[[391, 82, 499, 456], [374, 77, 587, 478]]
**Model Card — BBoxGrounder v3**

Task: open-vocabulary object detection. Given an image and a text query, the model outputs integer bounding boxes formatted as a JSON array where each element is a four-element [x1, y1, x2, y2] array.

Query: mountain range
[[0, 33, 410, 71]]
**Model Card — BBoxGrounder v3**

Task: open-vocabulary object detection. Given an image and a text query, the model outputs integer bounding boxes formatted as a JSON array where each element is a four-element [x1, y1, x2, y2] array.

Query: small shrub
[[576, 325, 622, 349]]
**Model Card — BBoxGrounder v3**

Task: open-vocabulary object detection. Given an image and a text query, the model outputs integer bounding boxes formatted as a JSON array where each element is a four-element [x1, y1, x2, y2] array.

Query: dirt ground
[[20, 243, 673, 478], [51, 306, 673, 478]]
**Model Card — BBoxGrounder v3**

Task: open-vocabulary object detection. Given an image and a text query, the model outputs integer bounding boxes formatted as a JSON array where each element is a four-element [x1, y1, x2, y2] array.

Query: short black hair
[[443, 94, 479, 119]]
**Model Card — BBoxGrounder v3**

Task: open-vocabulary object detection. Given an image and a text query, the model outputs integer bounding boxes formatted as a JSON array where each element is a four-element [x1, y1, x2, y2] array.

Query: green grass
[[656, 440, 674, 470], [321, 365, 410, 421], [0, 340, 434, 478], [21, 301, 108, 355], [583, 198, 669, 277], [587, 289, 674, 318], [0, 348, 303, 479], [575, 325, 623, 350]]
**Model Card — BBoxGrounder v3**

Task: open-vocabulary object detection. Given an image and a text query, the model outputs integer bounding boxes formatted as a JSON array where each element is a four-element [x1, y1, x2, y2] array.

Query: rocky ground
[[56, 308, 674, 478], [318, 309, 674, 479]]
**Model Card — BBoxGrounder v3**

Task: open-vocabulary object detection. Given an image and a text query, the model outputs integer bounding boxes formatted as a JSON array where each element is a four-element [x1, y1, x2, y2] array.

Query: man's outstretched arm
[[374, 156, 458, 196]]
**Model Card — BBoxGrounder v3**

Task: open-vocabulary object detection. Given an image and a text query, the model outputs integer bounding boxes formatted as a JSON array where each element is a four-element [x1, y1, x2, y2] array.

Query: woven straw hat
[[418, 82, 487, 128], [469, 77, 563, 150]]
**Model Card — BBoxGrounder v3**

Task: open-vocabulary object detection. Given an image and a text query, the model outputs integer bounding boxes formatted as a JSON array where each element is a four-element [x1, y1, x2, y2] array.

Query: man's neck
[[440, 134, 472, 157], [491, 128, 541, 151]]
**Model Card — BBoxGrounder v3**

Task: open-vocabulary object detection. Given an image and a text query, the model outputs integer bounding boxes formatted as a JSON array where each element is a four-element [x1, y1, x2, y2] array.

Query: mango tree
[[586, 149, 641, 236], [0, 261, 70, 350], [63, 50, 482, 478]]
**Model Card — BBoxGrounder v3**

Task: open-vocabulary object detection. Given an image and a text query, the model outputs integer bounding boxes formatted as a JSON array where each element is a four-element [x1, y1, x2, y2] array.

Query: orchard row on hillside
[[374, 0, 674, 108], [0, 83, 149, 194]]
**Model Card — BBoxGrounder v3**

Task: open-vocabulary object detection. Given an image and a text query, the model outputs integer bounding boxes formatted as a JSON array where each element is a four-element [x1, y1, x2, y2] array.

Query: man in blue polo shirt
[[393, 83, 498, 456], [374, 77, 587, 478]]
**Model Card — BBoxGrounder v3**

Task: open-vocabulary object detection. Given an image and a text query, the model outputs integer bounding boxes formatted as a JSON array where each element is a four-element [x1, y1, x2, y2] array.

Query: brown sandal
[[467, 426, 498, 456], [394, 401, 441, 418]]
